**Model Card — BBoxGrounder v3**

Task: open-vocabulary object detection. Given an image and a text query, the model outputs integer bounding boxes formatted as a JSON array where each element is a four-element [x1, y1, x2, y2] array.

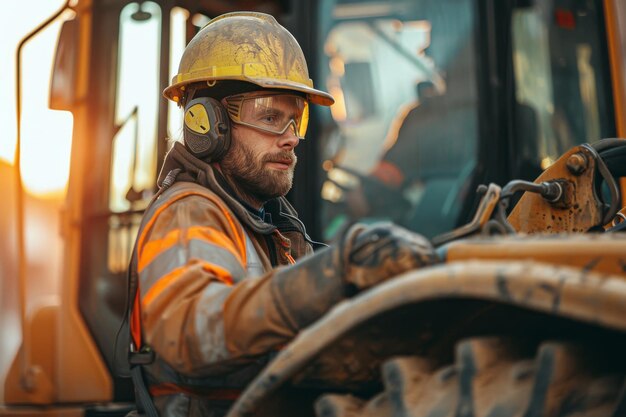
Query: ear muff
[[183, 97, 231, 161]]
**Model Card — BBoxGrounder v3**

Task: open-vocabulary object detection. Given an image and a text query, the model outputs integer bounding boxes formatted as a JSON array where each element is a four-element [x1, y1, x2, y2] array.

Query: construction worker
[[127, 11, 437, 416]]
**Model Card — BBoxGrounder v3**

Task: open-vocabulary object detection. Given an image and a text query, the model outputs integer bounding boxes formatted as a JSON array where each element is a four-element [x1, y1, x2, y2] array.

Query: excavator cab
[[1, 0, 625, 415]]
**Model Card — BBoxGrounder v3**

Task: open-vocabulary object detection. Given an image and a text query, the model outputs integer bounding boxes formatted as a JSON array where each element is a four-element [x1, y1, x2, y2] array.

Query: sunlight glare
[[110, 2, 161, 212], [21, 110, 73, 196], [167, 7, 188, 141], [1, 2, 74, 197]]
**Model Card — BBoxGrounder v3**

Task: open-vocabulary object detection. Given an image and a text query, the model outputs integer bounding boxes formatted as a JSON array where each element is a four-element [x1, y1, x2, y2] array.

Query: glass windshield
[[317, 0, 479, 240], [109, 1, 161, 215], [511, 0, 615, 175], [108, 1, 161, 272]]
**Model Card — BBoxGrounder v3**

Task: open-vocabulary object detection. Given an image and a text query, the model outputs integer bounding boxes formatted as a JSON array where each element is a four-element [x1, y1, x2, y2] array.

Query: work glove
[[340, 222, 437, 289]]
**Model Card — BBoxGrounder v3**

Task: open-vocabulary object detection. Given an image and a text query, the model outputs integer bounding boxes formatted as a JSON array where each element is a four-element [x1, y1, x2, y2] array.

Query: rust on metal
[[508, 145, 604, 233], [566, 152, 588, 176]]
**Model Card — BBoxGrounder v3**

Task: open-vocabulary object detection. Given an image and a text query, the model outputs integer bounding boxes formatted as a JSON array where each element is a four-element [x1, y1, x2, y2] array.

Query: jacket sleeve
[[137, 193, 281, 376]]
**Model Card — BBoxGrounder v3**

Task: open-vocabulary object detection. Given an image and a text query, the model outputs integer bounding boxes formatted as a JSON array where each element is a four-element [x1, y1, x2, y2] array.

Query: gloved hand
[[268, 222, 438, 330], [340, 222, 438, 289]]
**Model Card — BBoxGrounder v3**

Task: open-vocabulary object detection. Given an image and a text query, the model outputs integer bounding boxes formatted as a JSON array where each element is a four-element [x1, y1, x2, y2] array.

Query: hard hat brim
[[164, 76, 334, 107]]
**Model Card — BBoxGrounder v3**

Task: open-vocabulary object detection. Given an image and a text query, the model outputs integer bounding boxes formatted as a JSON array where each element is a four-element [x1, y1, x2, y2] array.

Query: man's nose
[[277, 121, 300, 149]]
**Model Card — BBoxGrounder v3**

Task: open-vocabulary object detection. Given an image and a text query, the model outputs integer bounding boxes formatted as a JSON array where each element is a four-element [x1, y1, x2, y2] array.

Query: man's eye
[[261, 115, 277, 124]]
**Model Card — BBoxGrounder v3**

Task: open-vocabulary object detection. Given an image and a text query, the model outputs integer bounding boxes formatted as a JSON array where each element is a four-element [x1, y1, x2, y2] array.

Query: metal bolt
[[566, 153, 587, 175]]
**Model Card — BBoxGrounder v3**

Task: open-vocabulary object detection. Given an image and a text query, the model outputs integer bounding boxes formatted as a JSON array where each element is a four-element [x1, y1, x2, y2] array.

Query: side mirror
[[49, 17, 79, 111]]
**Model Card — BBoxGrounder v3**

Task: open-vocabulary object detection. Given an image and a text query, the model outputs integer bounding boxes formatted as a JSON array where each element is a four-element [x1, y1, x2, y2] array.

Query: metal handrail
[[14, 0, 72, 391]]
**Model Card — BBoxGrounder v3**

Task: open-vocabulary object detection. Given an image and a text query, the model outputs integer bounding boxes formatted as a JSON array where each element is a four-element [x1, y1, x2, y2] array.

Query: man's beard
[[220, 140, 297, 203]]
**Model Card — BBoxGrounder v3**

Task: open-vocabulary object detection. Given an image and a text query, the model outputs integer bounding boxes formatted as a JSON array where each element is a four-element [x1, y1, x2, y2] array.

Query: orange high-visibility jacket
[[130, 142, 318, 415]]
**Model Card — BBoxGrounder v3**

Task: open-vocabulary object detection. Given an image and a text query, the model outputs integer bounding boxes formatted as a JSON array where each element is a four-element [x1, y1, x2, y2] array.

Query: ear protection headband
[[183, 96, 231, 161]]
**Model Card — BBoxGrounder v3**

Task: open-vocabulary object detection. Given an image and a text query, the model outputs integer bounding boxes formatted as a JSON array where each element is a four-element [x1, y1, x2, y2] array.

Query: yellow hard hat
[[163, 12, 334, 107]]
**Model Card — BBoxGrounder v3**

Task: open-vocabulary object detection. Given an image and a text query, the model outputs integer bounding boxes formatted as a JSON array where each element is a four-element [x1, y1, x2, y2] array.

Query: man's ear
[[183, 97, 231, 161]]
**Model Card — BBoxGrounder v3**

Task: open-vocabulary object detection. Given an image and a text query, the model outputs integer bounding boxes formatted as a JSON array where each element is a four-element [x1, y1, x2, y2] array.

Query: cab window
[[512, 0, 615, 174], [318, 0, 479, 239]]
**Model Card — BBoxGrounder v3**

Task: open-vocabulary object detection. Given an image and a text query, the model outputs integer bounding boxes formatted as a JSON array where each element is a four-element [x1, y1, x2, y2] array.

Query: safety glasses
[[224, 93, 310, 139]]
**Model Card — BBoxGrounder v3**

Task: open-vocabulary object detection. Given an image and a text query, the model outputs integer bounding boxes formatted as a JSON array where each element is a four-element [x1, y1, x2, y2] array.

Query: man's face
[[219, 92, 303, 202]]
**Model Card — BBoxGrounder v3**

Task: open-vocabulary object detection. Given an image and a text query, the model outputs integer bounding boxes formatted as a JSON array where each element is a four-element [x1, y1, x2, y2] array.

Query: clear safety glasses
[[224, 93, 310, 139]]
